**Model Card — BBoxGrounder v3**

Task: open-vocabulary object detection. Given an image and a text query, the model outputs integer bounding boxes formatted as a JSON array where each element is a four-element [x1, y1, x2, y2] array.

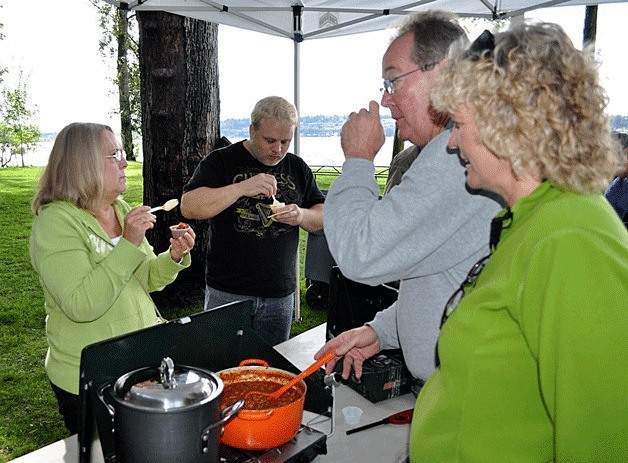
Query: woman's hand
[[123, 206, 156, 247], [169, 226, 196, 263]]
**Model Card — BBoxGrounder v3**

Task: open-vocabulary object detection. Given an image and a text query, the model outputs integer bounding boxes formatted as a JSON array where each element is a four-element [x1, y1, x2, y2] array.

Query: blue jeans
[[204, 286, 294, 346]]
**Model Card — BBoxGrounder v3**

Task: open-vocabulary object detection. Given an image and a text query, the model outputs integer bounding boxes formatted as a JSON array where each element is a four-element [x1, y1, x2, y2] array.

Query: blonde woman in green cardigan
[[410, 23, 628, 462], [30, 122, 195, 434]]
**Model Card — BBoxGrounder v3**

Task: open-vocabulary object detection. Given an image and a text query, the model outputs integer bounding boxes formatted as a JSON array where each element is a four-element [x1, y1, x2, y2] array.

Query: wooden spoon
[[148, 198, 179, 213], [246, 351, 336, 402]]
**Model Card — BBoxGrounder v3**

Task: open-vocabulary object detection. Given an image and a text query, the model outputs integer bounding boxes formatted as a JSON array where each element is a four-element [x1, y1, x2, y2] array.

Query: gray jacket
[[323, 129, 502, 381]]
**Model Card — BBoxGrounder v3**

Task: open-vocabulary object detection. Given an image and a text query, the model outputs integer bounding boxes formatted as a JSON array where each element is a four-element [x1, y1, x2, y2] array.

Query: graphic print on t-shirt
[[232, 171, 298, 238]]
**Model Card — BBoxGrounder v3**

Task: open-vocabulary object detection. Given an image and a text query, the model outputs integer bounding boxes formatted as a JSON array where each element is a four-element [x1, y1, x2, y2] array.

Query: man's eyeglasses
[[380, 60, 441, 95], [439, 254, 491, 329], [105, 150, 126, 162]]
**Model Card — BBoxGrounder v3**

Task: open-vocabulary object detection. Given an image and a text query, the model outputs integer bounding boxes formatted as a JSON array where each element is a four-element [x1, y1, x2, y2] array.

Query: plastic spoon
[[148, 198, 179, 213], [247, 351, 336, 402]]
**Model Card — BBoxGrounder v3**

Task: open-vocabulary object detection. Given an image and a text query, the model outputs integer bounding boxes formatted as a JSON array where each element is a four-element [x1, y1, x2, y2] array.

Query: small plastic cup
[[342, 406, 363, 426], [271, 202, 285, 213], [169, 224, 191, 239]]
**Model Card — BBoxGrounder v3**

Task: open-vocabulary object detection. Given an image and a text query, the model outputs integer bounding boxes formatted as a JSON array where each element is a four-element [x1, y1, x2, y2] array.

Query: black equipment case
[[326, 266, 398, 340]]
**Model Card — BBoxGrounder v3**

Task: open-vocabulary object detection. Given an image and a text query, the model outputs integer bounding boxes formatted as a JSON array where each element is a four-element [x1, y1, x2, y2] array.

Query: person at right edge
[[315, 11, 503, 385], [411, 23, 627, 461]]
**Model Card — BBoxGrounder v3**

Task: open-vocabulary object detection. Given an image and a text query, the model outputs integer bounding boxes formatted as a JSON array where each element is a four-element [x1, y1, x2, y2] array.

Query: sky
[[1, 1, 627, 134]]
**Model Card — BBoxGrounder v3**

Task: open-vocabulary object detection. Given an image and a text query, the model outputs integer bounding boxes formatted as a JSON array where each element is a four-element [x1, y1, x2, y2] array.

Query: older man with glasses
[[315, 11, 503, 387]]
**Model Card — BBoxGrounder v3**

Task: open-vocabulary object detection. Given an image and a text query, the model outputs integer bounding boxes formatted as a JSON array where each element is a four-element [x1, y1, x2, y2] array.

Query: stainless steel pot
[[99, 357, 243, 463]]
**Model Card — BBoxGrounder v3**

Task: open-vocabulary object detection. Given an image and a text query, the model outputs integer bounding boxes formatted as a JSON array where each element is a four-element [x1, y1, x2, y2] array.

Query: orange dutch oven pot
[[217, 359, 306, 450]]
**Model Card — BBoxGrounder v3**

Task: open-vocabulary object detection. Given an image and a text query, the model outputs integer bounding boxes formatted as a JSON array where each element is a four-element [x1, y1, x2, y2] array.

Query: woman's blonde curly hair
[[431, 21, 621, 194]]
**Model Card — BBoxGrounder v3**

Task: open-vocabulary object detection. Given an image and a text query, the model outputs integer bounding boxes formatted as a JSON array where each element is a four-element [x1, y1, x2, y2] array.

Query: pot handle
[[233, 409, 275, 421], [200, 399, 244, 453], [238, 359, 269, 367], [97, 384, 115, 417], [204, 399, 245, 433]]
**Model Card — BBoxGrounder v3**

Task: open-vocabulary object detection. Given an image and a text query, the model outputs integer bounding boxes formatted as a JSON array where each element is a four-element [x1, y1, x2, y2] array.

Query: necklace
[[97, 206, 122, 238]]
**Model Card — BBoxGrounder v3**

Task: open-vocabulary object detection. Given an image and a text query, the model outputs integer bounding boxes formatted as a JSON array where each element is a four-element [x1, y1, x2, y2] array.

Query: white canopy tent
[[107, 1, 622, 40], [106, 0, 624, 154]]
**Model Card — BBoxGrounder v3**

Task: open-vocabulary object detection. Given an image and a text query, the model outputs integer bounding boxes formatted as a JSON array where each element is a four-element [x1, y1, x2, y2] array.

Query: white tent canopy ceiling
[[107, 0, 624, 152], [108, 1, 622, 41]]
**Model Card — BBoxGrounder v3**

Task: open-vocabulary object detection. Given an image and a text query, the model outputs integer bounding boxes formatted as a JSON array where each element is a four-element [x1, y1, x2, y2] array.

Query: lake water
[[5, 136, 399, 168]]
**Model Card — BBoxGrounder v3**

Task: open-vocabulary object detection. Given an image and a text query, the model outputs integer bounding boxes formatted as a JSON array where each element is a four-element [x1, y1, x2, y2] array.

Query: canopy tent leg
[[293, 6, 303, 323]]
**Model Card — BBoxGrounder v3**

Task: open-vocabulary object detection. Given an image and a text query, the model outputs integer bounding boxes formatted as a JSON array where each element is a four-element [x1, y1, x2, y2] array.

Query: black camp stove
[[78, 301, 332, 463], [219, 425, 326, 463]]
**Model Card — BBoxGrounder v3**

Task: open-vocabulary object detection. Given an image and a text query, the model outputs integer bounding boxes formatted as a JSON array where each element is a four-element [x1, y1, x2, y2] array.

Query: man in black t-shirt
[[181, 96, 325, 345]]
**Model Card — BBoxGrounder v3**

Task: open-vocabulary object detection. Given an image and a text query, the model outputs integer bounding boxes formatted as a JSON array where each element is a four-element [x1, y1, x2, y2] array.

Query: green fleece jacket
[[410, 182, 628, 462], [30, 199, 190, 395]]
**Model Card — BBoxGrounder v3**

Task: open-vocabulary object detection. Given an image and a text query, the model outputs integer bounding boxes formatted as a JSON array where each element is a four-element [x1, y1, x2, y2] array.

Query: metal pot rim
[[217, 364, 299, 378], [217, 364, 307, 413]]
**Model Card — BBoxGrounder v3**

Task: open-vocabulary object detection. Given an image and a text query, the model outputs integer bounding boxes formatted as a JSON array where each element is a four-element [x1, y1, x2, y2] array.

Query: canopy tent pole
[[293, 41, 302, 321], [292, 5, 303, 157], [294, 39, 301, 156], [293, 5, 303, 322]]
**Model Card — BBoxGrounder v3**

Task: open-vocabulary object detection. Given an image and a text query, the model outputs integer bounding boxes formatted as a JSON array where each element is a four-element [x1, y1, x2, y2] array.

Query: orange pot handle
[[236, 409, 274, 421], [238, 359, 270, 367]]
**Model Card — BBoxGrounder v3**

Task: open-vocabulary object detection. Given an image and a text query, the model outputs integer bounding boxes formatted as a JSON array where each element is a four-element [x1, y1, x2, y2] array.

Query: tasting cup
[[342, 406, 363, 426], [170, 225, 191, 239]]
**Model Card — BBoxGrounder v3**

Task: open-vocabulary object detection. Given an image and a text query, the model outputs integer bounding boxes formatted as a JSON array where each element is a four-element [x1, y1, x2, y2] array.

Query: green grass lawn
[[0, 163, 387, 461]]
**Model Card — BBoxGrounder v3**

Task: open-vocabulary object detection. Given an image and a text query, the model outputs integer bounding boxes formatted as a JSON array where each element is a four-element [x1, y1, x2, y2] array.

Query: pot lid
[[116, 357, 222, 411]]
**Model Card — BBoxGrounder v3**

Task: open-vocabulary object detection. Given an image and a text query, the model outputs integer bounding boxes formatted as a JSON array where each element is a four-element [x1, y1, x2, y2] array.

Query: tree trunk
[[137, 11, 220, 309], [117, 8, 134, 160], [583, 5, 597, 50]]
